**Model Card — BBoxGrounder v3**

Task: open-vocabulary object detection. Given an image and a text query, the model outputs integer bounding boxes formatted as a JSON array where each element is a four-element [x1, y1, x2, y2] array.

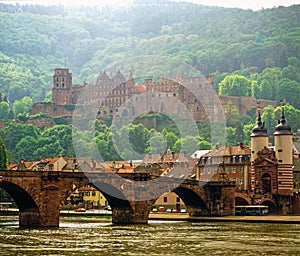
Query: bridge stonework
[[0, 170, 236, 227]]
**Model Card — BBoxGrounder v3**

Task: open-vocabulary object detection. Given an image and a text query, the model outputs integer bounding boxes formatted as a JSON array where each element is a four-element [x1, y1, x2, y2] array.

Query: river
[[0, 216, 300, 256]]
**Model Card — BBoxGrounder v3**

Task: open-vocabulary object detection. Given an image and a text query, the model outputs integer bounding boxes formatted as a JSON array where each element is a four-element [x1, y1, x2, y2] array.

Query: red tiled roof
[[78, 186, 97, 191]]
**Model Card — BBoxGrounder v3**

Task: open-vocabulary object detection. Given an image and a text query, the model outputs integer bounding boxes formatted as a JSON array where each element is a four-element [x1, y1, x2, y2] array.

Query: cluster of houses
[[6, 107, 300, 214]]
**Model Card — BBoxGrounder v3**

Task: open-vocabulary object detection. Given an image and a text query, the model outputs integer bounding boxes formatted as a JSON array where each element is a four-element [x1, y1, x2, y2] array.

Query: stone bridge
[[0, 170, 235, 227]]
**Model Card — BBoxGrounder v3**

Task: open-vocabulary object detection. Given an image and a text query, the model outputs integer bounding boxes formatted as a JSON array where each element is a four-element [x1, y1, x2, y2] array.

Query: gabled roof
[[202, 144, 251, 158], [253, 156, 277, 166]]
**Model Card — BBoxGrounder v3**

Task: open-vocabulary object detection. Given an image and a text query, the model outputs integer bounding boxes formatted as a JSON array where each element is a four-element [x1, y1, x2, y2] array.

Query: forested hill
[[0, 0, 300, 104]]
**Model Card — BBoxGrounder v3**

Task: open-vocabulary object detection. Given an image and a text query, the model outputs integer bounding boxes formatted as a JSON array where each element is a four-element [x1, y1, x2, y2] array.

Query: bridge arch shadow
[[172, 187, 209, 216], [92, 181, 131, 211], [261, 199, 277, 214], [235, 196, 251, 206], [0, 181, 41, 226]]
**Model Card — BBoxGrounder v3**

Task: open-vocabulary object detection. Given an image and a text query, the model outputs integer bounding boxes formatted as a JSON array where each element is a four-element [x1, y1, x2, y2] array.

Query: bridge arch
[[92, 181, 131, 210], [261, 199, 277, 213], [0, 180, 41, 226], [173, 186, 209, 216], [235, 192, 251, 205]]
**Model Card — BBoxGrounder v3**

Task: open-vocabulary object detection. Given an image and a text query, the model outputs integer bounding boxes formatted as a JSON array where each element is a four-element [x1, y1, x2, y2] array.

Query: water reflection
[[0, 216, 300, 256]]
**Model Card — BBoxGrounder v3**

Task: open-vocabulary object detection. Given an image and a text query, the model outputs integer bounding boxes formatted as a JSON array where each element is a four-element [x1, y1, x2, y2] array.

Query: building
[[153, 192, 186, 212], [197, 144, 251, 191], [197, 106, 300, 214], [77, 185, 108, 209], [29, 68, 277, 127]]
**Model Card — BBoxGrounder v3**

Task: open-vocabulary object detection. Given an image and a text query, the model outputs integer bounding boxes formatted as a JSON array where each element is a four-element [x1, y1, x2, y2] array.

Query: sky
[[0, 0, 299, 10]]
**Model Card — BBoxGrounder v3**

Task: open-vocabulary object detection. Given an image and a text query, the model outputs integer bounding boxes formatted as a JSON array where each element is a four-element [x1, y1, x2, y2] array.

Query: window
[[163, 197, 167, 203], [240, 166, 244, 173], [92, 192, 96, 197], [176, 197, 180, 203]]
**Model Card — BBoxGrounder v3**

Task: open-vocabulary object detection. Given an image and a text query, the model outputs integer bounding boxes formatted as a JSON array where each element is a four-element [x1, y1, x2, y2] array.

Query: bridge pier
[[112, 200, 153, 224], [19, 192, 61, 227], [19, 209, 41, 227]]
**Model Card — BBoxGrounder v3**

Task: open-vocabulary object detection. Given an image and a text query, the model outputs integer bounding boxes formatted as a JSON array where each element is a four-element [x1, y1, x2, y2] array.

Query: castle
[[29, 68, 277, 126]]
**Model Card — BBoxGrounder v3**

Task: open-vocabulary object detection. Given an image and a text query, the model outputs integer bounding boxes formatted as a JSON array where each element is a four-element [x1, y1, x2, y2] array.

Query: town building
[[197, 144, 251, 191], [197, 106, 300, 214]]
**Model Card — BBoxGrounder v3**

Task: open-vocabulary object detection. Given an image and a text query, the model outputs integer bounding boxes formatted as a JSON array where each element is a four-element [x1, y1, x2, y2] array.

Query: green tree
[[147, 131, 167, 154], [162, 128, 178, 150], [219, 75, 252, 97], [13, 96, 33, 118], [261, 105, 277, 143], [259, 68, 282, 100], [0, 101, 10, 120], [278, 79, 300, 108], [0, 122, 41, 155], [0, 136, 7, 169]]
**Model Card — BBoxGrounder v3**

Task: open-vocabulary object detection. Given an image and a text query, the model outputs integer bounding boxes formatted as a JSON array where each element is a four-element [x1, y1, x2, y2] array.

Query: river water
[[0, 216, 300, 256]]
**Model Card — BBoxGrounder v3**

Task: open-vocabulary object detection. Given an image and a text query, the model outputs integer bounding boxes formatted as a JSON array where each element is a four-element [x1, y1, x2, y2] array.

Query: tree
[[0, 101, 10, 120], [278, 79, 300, 108], [259, 68, 282, 100], [219, 75, 253, 97], [261, 105, 277, 143], [147, 131, 167, 154], [13, 96, 33, 118], [0, 136, 7, 169], [173, 135, 210, 154]]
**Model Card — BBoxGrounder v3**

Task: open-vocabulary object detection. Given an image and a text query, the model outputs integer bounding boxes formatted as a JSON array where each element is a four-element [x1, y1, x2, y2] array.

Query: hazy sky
[[1, 0, 299, 10]]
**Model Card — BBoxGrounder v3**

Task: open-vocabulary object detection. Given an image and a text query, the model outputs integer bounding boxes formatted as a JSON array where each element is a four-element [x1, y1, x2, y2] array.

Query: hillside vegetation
[[1, 1, 300, 162], [0, 1, 299, 103]]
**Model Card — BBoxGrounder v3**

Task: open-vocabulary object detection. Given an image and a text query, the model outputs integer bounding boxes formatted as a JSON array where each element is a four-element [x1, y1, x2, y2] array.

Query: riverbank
[[150, 213, 300, 224], [2, 209, 300, 224]]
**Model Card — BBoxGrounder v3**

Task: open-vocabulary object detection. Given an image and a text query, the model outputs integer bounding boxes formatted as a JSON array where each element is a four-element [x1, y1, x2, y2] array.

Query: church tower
[[250, 108, 269, 190], [52, 68, 73, 104], [274, 106, 293, 195]]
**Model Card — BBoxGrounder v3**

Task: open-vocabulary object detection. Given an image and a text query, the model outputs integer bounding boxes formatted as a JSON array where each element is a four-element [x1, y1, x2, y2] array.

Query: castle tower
[[274, 106, 293, 195], [52, 68, 73, 105], [250, 108, 269, 162], [250, 108, 269, 190]]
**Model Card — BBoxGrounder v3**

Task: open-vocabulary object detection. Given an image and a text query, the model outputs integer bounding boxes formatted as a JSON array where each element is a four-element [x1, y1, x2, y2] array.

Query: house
[[197, 143, 251, 191]]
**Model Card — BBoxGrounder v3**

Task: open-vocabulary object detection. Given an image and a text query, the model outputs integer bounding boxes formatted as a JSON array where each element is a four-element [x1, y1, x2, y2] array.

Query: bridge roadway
[[0, 170, 235, 227]]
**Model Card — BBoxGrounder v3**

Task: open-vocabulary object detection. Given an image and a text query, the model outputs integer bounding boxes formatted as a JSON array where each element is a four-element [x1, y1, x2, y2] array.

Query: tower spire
[[251, 103, 267, 137], [274, 102, 291, 135]]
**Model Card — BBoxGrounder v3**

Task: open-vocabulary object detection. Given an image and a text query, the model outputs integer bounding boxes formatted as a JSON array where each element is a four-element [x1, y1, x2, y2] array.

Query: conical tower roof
[[251, 108, 268, 137], [274, 106, 292, 135]]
